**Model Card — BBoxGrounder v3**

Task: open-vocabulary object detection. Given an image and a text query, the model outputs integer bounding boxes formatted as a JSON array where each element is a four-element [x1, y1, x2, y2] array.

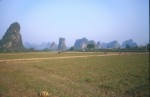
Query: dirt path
[[0, 53, 146, 63]]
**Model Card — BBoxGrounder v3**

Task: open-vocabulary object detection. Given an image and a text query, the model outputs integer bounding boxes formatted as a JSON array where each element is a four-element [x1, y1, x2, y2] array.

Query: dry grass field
[[0, 52, 149, 97]]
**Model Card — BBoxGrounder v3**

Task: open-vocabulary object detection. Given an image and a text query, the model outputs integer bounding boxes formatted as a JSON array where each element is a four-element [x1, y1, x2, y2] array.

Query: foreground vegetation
[[0, 52, 149, 97]]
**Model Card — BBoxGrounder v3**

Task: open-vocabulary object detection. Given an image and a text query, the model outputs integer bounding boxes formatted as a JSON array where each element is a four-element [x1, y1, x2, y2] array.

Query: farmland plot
[[0, 52, 149, 97]]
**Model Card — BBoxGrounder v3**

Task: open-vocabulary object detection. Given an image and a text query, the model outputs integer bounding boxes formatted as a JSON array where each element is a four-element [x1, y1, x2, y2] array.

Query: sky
[[0, 0, 149, 47]]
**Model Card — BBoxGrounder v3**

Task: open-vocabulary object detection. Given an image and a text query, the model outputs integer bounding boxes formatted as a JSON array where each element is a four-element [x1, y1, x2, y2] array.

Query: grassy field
[[0, 52, 149, 97]]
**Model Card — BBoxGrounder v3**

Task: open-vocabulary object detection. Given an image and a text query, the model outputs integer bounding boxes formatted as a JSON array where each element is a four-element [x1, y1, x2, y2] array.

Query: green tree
[[87, 44, 95, 50], [70, 46, 74, 51], [125, 44, 130, 49], [29, 48, 35, 51]]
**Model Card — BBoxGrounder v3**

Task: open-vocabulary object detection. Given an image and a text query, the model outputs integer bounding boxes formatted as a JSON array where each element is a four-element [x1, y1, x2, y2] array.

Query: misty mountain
[[107, 41, 120, 49], [95, 41, 100, 49], [100, 39, 138, 49], [0, 22, 141, 52], [50, 42, 57, 51], [88, 40, 96, 46], [74, 37, 88, 49], [23, 39, 138, 50], [0, 22, 24, 52], [58, 37, 67, 51], [74, 37, 97, 49], [122, 39, 137, 48], [24, 42, 50, 50], [100, 41, 120, 49]]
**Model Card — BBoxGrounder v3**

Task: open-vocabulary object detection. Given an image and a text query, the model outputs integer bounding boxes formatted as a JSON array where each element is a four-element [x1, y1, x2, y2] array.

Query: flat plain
[[0, 52, 149, 97]]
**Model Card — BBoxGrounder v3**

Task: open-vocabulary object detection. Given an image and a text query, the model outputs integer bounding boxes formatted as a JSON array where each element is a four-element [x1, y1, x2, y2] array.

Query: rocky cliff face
[[96, 41, 100, 49], [122, 39, 137, 48], [74, 38, 96, 49], [74, 38, 88, 49], [101, 41, 120, 49], [50, 42, 57, 51], [0, 22, 24, 52], [24, 42, 50, 50], [107, 41, 120, 49], [58, 37, 67, 51]]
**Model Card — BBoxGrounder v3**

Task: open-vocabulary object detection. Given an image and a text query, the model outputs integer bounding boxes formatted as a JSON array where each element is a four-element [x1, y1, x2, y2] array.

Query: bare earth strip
[[0, 53, 146, 62]]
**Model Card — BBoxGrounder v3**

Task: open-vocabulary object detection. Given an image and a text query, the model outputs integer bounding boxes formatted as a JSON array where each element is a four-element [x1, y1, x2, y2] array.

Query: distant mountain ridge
[[24, 37, 67, 51], [0, 22, 140, 52], [101, 41, 120, 49], [74, 37, 138, 49], [99, 39, 137, 49], [122, 39, 137, 48], [24, 42, 50, 50], [24, 38, 138, 50]]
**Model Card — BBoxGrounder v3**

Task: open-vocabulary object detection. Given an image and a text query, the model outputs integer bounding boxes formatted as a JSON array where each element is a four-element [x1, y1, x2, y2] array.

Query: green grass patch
[[0, 52, 149, 97]]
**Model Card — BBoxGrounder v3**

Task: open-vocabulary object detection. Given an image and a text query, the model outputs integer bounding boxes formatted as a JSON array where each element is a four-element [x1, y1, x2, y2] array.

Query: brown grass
[[0, 52, 149, 97]]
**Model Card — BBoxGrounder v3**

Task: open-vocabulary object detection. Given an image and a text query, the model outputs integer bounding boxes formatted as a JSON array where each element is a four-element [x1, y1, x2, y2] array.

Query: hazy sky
[[0, 0, 149, 46]]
